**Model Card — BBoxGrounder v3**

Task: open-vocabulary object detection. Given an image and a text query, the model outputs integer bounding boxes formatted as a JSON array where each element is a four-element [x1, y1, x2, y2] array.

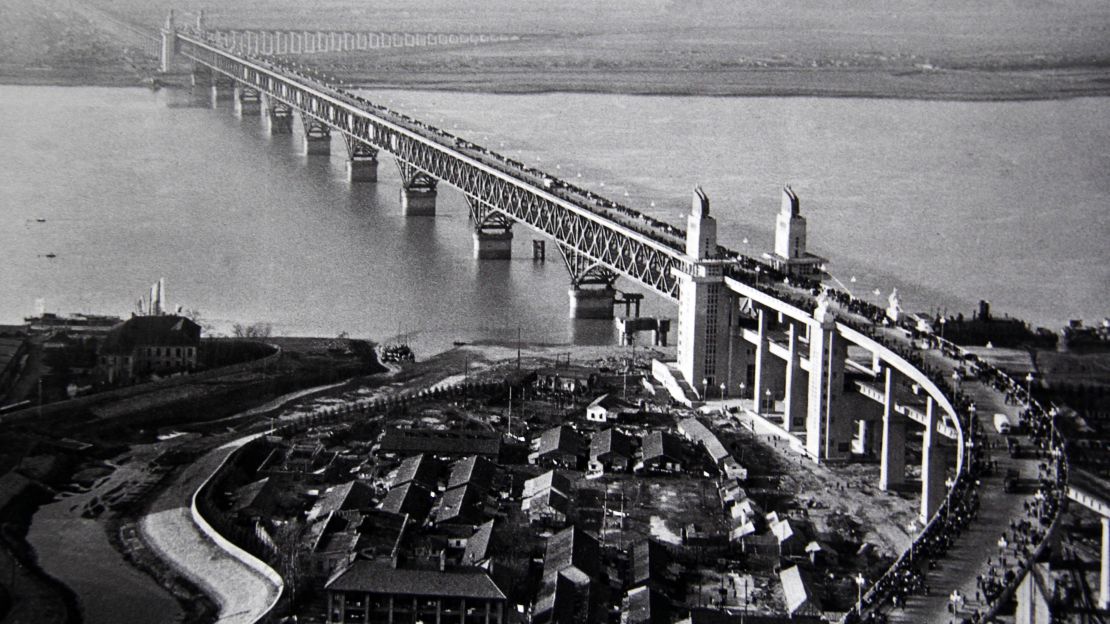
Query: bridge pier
[[268, 103, 294, 134], [568, 286, 616, 320], [805, 299, 851, 463], [473, 230, 513, 260], [301, 118, 331, 156], [1101, 517, 1109, 610], [467, 198, 513, 259], [396, 162, 437, 215], [236, 87, 262, 116], [342, 135, 379, 182], [879, 367, 907, 491], [782, 322, 807, 432], [920, 396, 947, 523], [752, 308, 787, 415], [211, 75, 235, 106]]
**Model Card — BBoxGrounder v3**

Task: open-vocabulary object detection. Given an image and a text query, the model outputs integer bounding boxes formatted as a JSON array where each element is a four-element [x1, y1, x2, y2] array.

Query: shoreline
[[3, 69, 1110, 103]]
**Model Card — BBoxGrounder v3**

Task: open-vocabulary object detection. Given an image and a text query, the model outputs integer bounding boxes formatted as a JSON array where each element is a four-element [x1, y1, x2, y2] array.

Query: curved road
[[140, 435, 279, 624]]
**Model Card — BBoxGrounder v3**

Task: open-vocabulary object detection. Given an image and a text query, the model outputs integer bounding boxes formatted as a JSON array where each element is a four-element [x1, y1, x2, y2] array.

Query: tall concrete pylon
[[676, 187, 735, 397]]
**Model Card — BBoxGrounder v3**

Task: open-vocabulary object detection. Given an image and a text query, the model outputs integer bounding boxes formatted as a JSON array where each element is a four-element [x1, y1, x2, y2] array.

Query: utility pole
[[517, 325, 522, 371]]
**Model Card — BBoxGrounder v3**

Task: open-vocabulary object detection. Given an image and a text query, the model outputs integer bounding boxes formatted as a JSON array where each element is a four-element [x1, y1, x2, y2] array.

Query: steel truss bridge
[[174, 29, 695, 300]]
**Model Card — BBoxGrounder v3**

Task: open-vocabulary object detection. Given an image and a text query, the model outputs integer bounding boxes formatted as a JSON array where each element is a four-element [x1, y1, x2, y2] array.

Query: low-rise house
[[771, 518, 804, 556], [447, 454, 497, 493], [325, 559, 508, 624], [96, 314, 201, 384], [306, 480, 375, 523], [529, 426, 586, 470], [533, 526, 605, 624], [622, 586, 672, 624], [585, 394, 632, 423], [535, 366, 599, 395], [434, 484, 487, 526], [230, 477, 282, 521], [638, 431, 686, 474], [589, 428, 633, 474], [378, 482, 434, 523], [522, 470, 573, 526], [302, 513, 359, 579], [629, 539, 678, 592], [718, 479, 747, 507], [391, 453, 444, 491], [461, 519, 496, 568], [779, 565, 823, 617], [351, 510, 408, 559]]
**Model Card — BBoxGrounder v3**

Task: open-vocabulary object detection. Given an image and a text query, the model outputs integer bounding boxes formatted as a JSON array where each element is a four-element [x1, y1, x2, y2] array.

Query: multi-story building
[[325, 559, 507, 624], [97, 314, 201, 384]]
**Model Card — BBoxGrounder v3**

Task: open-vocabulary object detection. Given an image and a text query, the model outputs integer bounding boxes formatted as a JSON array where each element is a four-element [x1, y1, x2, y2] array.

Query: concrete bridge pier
[[396, 163, 437, 216], [342, 135, 379, 182], [782, 322, 807, 432], [805, 301, 851, 462], [568, 286, 616, 319], [752, 307, 787, 415], [267, 103, 294, 134], [190, 64, 211, 87], [920, 396, 947, 522], [301, 117, 331, 155], [236, 87, 262, 116], [210, 75, 235, 107], [473, 229, 513, 259], [1102, 517, 1109, 610], [879, 367, 907, 491], [465, 198, 513, 258]]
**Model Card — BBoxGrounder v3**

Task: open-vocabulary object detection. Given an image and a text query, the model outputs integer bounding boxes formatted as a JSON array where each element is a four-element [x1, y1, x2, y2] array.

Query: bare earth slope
[[4, 0, 1110, 99]]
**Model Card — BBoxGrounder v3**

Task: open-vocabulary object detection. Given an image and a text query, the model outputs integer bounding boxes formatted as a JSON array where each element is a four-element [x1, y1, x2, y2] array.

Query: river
[[2, 83, 1108, 622]]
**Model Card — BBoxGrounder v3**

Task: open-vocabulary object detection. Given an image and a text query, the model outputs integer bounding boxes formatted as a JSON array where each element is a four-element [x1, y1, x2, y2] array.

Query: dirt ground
[[4, 0, 1110, 99]]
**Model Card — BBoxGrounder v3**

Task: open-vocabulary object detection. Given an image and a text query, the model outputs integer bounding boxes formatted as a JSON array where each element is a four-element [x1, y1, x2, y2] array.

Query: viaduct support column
[[1101, 516, 1109, 610], [396, 162, 437, 216], [160, 11, 176, 73], [782, 322, 806, 432], [805, 298, 850, 462], [301, 117, 331, 155], [920, 396, 947, 523], [879, 367, 906, 490], [236, 87, 262, 116], [752, 308, 786, 415]]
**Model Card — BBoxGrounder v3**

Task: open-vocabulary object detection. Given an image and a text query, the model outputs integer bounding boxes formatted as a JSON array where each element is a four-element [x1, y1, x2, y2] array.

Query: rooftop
[[379, 428, 502, 457], [327, 559, 505, 600], [590, 428, 633, 460]]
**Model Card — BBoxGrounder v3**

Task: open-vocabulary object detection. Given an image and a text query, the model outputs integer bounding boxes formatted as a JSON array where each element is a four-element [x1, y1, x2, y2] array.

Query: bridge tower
[[160, 10, 176, 73], [467, 198, 513, 259], [674, 188, 734, 397]]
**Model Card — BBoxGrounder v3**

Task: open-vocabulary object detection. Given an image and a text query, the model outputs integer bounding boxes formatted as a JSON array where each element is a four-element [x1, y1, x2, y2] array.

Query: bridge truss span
[[173, 31, 688, 300]]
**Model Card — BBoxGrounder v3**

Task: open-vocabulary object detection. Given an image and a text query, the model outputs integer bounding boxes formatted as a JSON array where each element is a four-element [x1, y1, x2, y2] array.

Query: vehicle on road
[[994, 412, 1013, 434]]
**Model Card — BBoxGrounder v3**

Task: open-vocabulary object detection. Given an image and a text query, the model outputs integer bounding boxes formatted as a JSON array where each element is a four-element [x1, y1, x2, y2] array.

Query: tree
[[233, 322, 273, 338]]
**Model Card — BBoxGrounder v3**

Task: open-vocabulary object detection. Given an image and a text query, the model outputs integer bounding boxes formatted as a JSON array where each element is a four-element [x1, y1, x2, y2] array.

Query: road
[[885, 343, 1042, 624]]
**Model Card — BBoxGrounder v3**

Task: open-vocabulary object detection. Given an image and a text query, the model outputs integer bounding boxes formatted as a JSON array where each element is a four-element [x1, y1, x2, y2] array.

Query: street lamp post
[[939, 316, 947, 341], [855, 573, 866, 614], [739, 382, 746, 399], [1024, 372, 1034, 405], [720, 382, 727, 401], [764, 389, 772, 414], [702, 378, 708, 401]]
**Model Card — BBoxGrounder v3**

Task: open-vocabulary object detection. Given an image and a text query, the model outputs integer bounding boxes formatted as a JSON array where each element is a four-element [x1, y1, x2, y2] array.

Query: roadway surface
[[883, 336, 1041, 624]]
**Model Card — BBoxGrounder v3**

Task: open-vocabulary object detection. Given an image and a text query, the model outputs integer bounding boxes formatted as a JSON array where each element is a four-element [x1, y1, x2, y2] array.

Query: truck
[[994, 413, 1013, 434]]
